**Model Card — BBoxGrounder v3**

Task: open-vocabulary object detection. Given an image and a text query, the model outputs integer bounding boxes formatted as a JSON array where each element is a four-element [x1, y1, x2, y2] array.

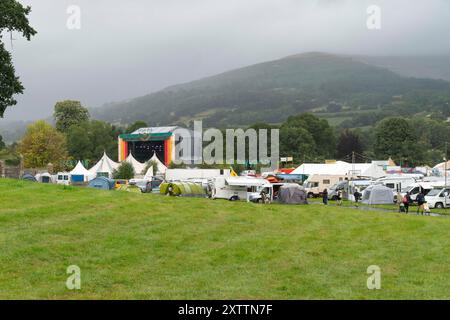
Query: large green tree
[[66, 120, 121, 163], [0, 1, 36, 117], [336, 129, 364, 159], [18, 120, 68, 170], [373, 117, 423, 166], [54, 100, 90, 133], [279, 126, 316, 162], [281, 113, 336, 161]]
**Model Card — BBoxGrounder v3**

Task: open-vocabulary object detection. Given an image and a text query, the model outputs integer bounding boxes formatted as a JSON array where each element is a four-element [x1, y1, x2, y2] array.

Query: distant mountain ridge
[[91, 52, 450, 127]]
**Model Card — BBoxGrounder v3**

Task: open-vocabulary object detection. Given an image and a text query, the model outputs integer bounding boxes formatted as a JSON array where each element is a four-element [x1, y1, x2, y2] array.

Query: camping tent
[[35, 172, 55, 183], [125, 153, 146, 176], [21, 174, 37, 182], [89, 152, 119, 178], [361, 185, 394, 205], [88, 176, 115, 190], [70, 161, 94, 183], [278, 184, 308, 204], [433, 160, 450, 176], [160, 182, 206, 197]]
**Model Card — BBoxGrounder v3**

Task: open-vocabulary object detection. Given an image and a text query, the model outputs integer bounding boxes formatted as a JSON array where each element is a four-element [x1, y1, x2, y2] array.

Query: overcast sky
[[1, 0, 450, 121]]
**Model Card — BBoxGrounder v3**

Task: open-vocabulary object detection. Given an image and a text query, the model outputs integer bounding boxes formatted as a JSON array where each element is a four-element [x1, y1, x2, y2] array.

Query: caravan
[[304, 174, 347, 198], [375, 175, 417, 192]]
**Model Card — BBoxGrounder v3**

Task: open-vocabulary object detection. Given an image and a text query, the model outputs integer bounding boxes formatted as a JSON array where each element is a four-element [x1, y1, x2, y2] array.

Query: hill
[[355, 55, 450, 82], [1, 179, 450, 299], [91, 52, 450, 127]]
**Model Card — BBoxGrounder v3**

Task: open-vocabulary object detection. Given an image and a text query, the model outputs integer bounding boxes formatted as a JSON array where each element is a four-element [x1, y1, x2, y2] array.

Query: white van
[[56, 172, 70, 185], [425, 187, 450, 209], [400, 182, 438, 202], [304, 174, 347, 198]]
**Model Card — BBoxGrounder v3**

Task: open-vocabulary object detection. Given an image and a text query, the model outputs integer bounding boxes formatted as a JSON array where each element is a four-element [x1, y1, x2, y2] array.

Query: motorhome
[[304, 174, 347, 198], [209, 176, 273, 202], [375, 175, 417, 192], [425, 187, 450, 209]]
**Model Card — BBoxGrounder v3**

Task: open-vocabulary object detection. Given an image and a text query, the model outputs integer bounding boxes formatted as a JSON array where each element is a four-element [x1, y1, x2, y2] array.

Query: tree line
[[4, 99, 448, 172]]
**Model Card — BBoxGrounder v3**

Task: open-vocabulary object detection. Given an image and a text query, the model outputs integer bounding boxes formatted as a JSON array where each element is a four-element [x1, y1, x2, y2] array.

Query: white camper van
[[304, 174, 347, 198], [425, 187, 450, 209], [209, 176, 273, 202], [400, 182, 439, 202]]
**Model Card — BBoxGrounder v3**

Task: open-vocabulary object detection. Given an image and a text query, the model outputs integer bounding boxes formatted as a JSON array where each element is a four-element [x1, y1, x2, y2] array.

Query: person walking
[[416, 191, 426, 215], [337, 190, 343, 206], [354, 188, 361, 207], [322, 189, 328, 205]]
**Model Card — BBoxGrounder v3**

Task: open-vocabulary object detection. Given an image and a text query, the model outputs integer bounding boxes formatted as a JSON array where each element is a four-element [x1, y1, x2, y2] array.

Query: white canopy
[[89, 152, 119, 178], [147, 153, 167, 174], [125, 153, 146, 175], [292, 161, 385, 178], [70, 161, 94, 181]]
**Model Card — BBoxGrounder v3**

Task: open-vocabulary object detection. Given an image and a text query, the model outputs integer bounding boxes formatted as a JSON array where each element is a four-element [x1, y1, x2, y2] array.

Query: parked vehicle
[[129, 178, 149, 192], [209, 176, 273, 202], [56, 172, 70, 185], [400, 182, 438, 202], [114, 179, 128, 189], [304, 174, 347, 198], [375, 175, 417, 192], [145, 177, 164, 193], [425, 187, 450, 209]]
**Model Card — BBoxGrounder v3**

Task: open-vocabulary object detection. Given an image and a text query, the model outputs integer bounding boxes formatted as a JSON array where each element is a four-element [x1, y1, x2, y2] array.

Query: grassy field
[[0, 179, 449, 300]]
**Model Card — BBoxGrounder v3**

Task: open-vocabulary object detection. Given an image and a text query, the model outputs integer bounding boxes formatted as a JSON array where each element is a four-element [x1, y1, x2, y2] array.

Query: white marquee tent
[[125, 153, 146, 176], [70, 161, 95, 182], [89, 152, 120, 178], [292, 161, 385, 179]]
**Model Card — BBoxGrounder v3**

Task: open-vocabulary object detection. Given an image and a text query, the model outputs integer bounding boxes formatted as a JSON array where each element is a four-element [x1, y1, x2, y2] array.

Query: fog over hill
[[91, 52, 450, 127]]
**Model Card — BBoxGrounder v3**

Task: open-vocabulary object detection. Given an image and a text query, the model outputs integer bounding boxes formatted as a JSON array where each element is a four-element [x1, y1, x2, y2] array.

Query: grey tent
[[361, 185, 394, 205], [88, 176, 115, 190], [278, 184, 308, 204], [21, 174, 37, 182]]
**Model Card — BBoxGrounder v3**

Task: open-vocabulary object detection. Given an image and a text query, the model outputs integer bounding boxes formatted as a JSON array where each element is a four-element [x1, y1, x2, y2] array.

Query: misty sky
[[1, 0, 450, 121]]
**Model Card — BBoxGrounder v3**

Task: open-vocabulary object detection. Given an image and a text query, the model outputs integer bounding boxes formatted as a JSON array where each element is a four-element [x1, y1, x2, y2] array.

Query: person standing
[[402, 192, 411, 214], [416, 191, 426, 215], [322, 189, 328, 205]]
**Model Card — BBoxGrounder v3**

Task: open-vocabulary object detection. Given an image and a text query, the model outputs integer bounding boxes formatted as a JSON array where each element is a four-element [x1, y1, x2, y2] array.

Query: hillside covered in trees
[[91, 52, 450, 128]]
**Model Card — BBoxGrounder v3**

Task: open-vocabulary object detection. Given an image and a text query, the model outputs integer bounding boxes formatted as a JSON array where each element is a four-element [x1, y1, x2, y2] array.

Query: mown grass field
[[0, 179, 449, 299]]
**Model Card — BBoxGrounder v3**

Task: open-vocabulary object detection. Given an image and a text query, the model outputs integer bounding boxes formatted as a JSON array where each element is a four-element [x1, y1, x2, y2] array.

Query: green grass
[[1, 179, 449, 299], [309, 199, 450, 216]]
